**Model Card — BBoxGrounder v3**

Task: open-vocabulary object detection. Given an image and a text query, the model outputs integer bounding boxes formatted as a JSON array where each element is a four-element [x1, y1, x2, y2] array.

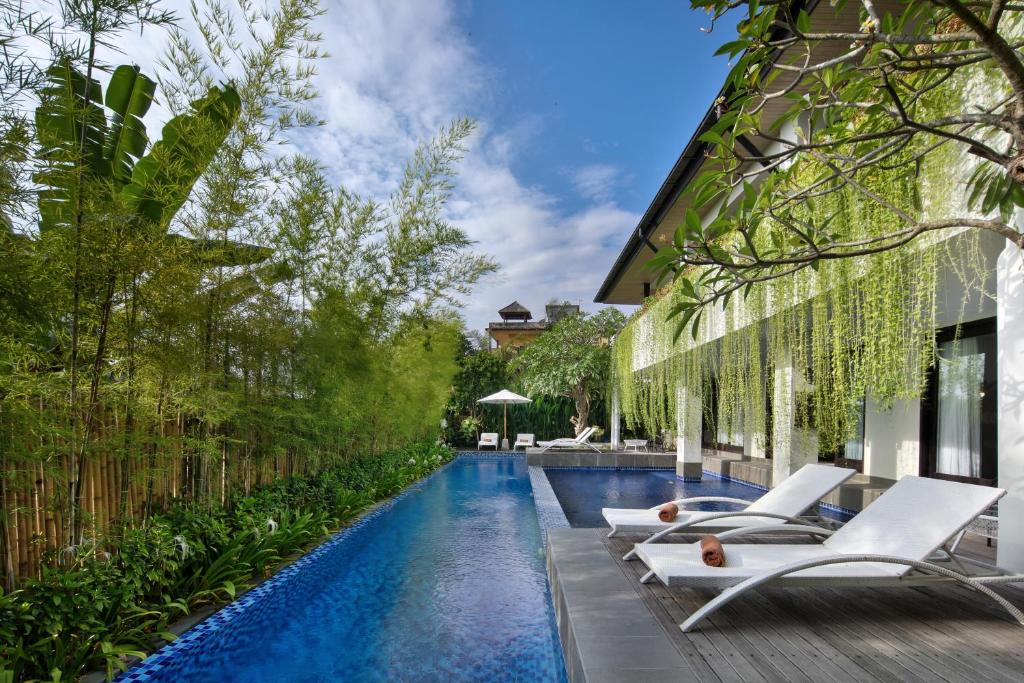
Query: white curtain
[[936, 337, 984, 478], [844, 398, 865, 461]]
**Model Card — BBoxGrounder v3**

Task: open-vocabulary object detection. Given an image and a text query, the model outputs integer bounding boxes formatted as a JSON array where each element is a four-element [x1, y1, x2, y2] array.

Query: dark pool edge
[[113, 454, 465, 682], [528, 466, 570, 542]]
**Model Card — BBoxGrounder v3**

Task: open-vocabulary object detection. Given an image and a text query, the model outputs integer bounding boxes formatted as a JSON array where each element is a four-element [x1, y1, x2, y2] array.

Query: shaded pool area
[[544, 468, 850, 527], [121, 455, 566, 682]]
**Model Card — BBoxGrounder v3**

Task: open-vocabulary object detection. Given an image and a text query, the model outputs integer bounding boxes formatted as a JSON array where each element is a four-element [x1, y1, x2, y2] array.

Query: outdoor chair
[[630, 475, 1024, 632], [606, 464, 856, 559], [477, 433, 499, 450], [536, 426, 599, 453], [513, 433, 535, 450]]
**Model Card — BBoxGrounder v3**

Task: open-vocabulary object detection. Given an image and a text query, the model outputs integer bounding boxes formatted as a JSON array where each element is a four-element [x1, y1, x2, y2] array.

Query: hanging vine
[[611, 69, 992, 453]]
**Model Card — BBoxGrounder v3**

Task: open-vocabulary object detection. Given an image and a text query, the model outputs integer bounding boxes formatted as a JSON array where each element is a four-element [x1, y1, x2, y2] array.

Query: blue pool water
[[544, 468, 850, 527], [124, 456, 567, 682]]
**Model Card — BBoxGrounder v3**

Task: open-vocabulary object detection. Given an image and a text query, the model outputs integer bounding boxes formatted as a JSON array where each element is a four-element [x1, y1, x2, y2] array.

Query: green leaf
[[33, 58, 109, 232], [120, 83, 241, 228], [795, 9, 810, 33], [104, 65, 156, 186], [714, 39, 750, 58], [684, 208, 702, 238]]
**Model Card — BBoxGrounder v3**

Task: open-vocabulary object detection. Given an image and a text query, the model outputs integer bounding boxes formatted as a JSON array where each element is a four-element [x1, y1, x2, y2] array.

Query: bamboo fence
[[0, 413, 300, 588]]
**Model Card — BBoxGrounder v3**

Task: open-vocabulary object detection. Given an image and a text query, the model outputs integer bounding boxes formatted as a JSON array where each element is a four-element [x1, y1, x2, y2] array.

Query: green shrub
[[0, 442, 454, 682]]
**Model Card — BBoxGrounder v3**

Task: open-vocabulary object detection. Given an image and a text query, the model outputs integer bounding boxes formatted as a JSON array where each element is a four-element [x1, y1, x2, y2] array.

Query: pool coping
[[115, 454, 467, 682], [546, 528, 693, 683], [528, 466, 570, 543]]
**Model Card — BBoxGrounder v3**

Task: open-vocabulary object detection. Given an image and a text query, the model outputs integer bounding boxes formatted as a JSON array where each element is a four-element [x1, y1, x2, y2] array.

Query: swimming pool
[[121, 455, 567, 682], [544, 468, 850, 527]]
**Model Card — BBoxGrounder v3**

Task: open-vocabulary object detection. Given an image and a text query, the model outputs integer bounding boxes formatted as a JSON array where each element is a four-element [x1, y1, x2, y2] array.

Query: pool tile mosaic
[[528, 466, 569, 542]]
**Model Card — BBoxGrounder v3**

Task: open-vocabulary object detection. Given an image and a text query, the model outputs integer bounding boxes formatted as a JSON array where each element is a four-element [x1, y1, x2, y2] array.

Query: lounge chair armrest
[[647, 496, 753, 511], [679, 553, 1024, 633], [644, 511, 826, 545], [713, 524, 835, 542]]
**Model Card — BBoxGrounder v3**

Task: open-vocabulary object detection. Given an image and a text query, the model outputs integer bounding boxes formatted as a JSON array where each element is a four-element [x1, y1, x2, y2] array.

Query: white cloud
[[31, 0, 641, 331], [289, 0, 641, 331], [568, 164, 624, 203]]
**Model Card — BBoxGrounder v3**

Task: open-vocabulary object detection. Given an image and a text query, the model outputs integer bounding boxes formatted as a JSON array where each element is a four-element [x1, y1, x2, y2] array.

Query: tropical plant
[[654, 0, 1024, 334], [512, 309, 626, 434], [32, 57, 242, 539]]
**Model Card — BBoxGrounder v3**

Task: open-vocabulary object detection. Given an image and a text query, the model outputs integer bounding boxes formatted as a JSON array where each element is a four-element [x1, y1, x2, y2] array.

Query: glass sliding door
[[921, 320, 997, 485]]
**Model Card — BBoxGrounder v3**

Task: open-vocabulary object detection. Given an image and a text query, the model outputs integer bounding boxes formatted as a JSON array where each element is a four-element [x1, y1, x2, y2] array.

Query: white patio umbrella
[[477, 389, 531, 447]]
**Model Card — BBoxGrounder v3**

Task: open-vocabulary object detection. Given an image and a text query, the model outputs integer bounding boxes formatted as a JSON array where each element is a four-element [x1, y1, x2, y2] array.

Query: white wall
[[997, 240, 1024, 571], [863, 398, 921, 481]]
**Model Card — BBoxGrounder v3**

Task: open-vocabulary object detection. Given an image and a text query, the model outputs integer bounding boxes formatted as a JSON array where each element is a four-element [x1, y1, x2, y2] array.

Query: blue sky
[[85, 0, 733, 332], [460, 1, 728, 219]]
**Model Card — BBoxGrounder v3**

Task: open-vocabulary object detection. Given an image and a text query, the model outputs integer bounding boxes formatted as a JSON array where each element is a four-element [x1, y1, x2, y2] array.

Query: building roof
[[498, 300, 532, 317]]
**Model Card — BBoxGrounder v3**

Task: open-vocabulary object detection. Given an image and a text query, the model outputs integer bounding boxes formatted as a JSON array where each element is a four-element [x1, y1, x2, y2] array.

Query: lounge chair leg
[[640, 570, 656, 584], [607, 528, 618, 538], [623, 547, 637, 561]]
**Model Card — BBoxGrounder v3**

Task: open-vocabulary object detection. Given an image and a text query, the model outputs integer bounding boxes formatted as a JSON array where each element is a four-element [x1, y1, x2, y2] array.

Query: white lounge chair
[[513, 433, 535, 450], [632, 475, 1024, 632], [477, 432, 498, 450], [537, 426, 599, 453], [606, 464, 856, 559]]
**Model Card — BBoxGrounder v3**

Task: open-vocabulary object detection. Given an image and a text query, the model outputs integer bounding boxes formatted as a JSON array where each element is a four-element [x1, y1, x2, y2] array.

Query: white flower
[[173, 535, 190, 559], [408, 458, 416, 466], [266, 518, 278, 534]]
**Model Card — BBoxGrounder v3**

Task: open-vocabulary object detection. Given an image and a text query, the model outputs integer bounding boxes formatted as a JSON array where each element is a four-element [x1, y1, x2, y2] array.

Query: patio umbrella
[[477, 389, 531, 447]]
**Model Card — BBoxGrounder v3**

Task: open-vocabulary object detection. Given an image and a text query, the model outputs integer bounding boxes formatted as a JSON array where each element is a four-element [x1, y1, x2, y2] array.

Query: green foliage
[[512, 309, 626, 433], [444, 336, 606, 443], [612, 0, 1012, 451], [0, 443, 453, 682], [0, 4, 491, 682]]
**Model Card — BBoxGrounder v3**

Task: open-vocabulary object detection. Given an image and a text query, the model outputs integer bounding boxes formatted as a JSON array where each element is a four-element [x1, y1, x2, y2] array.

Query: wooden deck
[[599, 531, 1024, 682]]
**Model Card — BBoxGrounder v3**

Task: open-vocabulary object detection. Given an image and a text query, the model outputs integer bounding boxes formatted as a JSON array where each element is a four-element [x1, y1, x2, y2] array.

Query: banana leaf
[[103, 65, 156, 186], [119, 84, 241, 229]]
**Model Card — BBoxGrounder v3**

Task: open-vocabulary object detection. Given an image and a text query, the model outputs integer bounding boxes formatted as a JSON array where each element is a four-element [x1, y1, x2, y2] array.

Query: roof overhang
[[594, 0, 828, 305]]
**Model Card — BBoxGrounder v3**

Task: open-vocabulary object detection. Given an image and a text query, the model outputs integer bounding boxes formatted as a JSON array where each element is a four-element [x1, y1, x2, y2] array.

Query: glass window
[[844, 397, 865, 462], [934, 333, 996, 480]]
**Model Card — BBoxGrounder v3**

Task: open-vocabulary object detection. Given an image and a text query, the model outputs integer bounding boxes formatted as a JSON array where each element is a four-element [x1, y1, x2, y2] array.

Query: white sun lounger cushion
[[600, 509, 781, 534], [635, 475, 1006, 588], [822, 475, 1004, 559], [635, 542, 908, 588], [602, 463, 855, 534]]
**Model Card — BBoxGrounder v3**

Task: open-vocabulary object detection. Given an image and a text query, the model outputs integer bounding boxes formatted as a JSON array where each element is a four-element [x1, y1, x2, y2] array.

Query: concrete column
[[610, 388, 621, 451], [862, 397, 919, 481], [676, 383, 702, 481], [997, 241, 1024, 571], [772, 346, 819, 486], [743, 425, 767, 459]]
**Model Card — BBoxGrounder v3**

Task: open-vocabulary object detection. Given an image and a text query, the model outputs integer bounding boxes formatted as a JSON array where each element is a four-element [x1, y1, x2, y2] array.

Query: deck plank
[[599, 533, 1024, 683]]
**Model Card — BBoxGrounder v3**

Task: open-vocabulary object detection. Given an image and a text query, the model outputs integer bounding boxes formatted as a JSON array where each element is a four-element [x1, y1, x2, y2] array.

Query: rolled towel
[[700, 534, 726, 567], [658, 502, 679, 523]]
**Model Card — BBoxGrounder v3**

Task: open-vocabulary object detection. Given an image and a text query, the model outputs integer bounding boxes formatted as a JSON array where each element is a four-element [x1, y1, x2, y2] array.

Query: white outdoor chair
[[631, 475, 1024, 633], [536, 426, 599, 453], [513, 433, 535, 450], [477, 433, 499, 450], [606, 464, 856, 559]]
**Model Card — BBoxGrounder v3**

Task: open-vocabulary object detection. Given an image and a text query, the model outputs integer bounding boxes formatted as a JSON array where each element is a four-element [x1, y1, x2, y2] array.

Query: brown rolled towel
[[700, 534, 726, 567], [658, 502, 679, 523]]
